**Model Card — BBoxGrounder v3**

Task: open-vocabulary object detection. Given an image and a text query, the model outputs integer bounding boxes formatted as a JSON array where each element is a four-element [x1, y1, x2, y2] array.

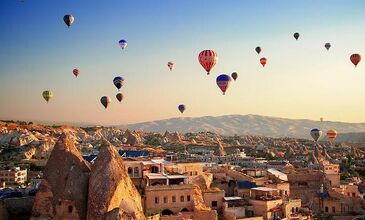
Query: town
[[0, 121, 365, 220]]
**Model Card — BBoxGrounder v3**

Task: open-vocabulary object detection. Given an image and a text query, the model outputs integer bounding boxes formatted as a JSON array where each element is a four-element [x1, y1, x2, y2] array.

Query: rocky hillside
[[124, 114, 365, 139]]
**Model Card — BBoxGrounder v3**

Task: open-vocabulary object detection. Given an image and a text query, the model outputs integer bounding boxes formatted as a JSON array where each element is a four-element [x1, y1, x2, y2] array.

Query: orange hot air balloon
[[198, 50, 218, 75], [326, 129, 337, 143], [260, 57, 267, 67], [350, 54, 361, 67]]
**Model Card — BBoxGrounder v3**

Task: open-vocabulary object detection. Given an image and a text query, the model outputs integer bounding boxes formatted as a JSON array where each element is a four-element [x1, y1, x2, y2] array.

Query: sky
[[1, 0, 365, 125]]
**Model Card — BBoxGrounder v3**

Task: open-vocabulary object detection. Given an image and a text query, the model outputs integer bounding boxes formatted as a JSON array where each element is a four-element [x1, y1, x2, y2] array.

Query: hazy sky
[[1, 0, 365, 125]]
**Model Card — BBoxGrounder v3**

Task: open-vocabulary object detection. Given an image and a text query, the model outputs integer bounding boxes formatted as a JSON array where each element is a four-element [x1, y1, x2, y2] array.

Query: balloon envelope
[[320, 117, 323, 122], [119, 39, 127, 49], [178, 104, 186, 113], [113, 76, 124, 90], [42, 90, 53, 103], [326, 129, 337, 142], [100, 96, 111, 109], [216, 74, 232, 95], [310, 128, 322, 142], [325, 43, 331, 51], [350, 54, 361, 67], [231, 72, 238, 81], [198, 50, 218, 75], [116, 93, 123, 102], [255, 47, 261, 54], [260, 57, 267, 67], [167, 62, 175, 71], [63, 15, 74, 27], [293, 32, 300, 40], [73, 68, 80, 77]]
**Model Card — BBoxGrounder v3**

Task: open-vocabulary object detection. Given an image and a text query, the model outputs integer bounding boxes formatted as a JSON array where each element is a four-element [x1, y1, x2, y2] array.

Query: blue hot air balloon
[[216, 74, 232, 95], [310, 128, 322, 142], [178, 104, 186, 113], [113, 76, 124, 90], [119, 39, 127, 50]]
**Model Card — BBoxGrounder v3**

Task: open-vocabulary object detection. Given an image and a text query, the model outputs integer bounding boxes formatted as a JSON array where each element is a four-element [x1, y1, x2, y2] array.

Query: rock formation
[[87, 140, 145, 220], [31, 134, 91, 220], [217, 140, 226, 157]]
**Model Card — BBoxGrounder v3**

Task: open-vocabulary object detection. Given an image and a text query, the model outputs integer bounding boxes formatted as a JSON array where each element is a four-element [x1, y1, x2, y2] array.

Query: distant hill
[[123, 114, 365, 139]]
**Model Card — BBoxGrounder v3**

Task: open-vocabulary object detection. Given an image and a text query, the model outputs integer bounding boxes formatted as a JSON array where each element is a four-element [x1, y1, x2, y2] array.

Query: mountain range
[[124, 114, 365, 140]]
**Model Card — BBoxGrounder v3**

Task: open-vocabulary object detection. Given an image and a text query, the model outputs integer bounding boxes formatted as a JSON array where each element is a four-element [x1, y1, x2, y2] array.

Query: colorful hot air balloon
[[231, 72, 238, 81], [325, 43, 331, 51], [216, 74, 232, 95], [178, 104, 186, 113], [63, 15, 74, 28], [119, 39, 127, 50], [167, 62, 175, 71], [260, 57, 267, 67], [198, 50, 218, 75], [310, 128, 322, 142], [73, 68, 80, 77], [255, 47, 261, 54], [42, 90, 53, 103], [326, 129, 337, 143], [293, 32, 300, 40], [113, 76, 124, 90], [116, 93, 123, 102], [100, 96, 111, 109], [350, 54, 361, 67]]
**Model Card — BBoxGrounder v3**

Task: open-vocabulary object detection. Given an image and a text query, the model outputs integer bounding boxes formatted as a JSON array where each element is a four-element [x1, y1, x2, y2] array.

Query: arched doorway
[[181, 208, 189, 212], [161, 209, 174, 216]]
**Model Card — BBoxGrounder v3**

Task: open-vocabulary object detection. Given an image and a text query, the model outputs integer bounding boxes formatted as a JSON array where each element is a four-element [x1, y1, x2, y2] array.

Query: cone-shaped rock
[[87, 140, 145, 220], [31, 134, 91, 220]]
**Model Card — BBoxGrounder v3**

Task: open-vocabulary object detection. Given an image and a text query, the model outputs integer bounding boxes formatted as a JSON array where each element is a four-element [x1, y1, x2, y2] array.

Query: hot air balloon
[[310, 128, 322, 142], [178, 104, 186, 113], [260, 57, 267, 67], [73, 68, 80, 77], [216, 74, 232, 95], [113, 76, 124, 90], [350, 54, 361, 67], [63, 15, 74, 28], [116, 93, 123, 102], [122, 137, 127, 143], [100, 96, 111, 109], [320, 117, 324, 122], [325, 43, 331, 51], [198, 50, 218, 75], [42, 90, 53, 103], [231, 72, 238, 81], [293, 32, 300, 40], [326, 129, 337, 143], [119, 39, 127, 50], [167, 62, 175, 71], [255, 47, 261, 54]]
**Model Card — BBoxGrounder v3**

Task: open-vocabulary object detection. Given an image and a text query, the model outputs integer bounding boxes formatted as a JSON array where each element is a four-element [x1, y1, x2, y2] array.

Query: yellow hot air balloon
[[320, 117, 323, 122], [42, 90, 53, 103]]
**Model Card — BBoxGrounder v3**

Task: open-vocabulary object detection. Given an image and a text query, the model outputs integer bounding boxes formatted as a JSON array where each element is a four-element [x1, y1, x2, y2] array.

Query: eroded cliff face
[[31, 134, 91, 220], [87, 140, 145, 220]]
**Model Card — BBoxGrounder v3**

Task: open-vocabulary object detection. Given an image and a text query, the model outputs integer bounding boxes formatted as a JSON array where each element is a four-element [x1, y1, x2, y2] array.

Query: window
[[164, 196, 168, 203], [291, 207, 295, 212], [68, 206, 73, 213], [134, 167, 139, 177], [180, 196, 184, 202], [352, 193, 355, 197], [187, 195, 191, 201], [296, 207, 299, 212], [155, 197, 159, 204], [128, 167, 133, 176], [211, 201, 218, 208], [172, 196, 176, 203], [332, 207, 335, 213], [325, 207, 328, 213]]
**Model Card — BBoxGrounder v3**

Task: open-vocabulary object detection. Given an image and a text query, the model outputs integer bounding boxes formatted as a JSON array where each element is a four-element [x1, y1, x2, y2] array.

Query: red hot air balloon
[[73, 68, 80, 77], [260, 57, 267, 67], [326, 129, 337, 143], [198, 50, 218, 75], [216, 74, 232, 95], [350, 54, 361, 67]]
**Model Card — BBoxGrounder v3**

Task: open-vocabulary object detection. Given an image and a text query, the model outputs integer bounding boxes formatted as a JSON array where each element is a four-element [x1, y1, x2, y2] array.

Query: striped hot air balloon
[[73, 68, 80, 77], [198, 50, 218, 75], [216, 74, 232, 95], [42, 90, 53, 103], [326, 129, 337, 143], [167, 61, 175, 71]]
